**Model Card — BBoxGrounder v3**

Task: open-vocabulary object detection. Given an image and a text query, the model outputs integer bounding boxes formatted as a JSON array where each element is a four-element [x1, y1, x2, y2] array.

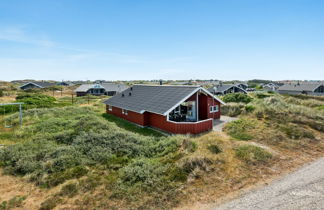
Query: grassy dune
[[0, 93, 323, 209]]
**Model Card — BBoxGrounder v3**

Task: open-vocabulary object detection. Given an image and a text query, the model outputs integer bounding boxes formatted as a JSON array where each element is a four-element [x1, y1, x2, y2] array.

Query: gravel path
[[213, 157, 324, 210], [213, 116, 238, 132]]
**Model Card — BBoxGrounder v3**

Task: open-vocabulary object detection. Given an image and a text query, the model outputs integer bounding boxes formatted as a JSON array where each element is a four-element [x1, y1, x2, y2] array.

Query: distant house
[[235, 83, 248, 90], [263, 83, 279, 91], [208, 84, 247, 95], [57, 81, 73, 86], [75, 83, 128, 97], [104, 85, 225, 134], [20, 82, 56, 90], [277, 83, 324, 96]]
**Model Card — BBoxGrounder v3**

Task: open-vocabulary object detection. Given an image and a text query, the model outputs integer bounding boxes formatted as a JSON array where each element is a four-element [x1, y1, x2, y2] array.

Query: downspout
[[196, 91, 199, 122]]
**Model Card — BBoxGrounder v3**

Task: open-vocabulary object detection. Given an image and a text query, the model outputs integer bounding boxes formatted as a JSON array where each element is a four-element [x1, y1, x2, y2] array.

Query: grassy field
[[0, 92, 323, 209]]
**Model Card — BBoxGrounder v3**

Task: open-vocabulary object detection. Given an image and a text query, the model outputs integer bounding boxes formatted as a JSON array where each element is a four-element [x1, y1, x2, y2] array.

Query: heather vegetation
[[0, 106, 192, 208], [224, 93, 324, 150], [0, 91, 323, 209]]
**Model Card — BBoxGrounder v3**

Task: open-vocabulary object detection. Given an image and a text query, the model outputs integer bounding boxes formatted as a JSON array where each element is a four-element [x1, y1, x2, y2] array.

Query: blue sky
[[0, 0, 323, 81]]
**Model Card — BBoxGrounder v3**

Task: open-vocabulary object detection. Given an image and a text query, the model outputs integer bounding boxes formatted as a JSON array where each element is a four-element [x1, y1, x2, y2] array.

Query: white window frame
[[108, 105, 112, 111], [210, 105, 219, 113], [213, 105, 219, 112], [122, 109, 128, 115]]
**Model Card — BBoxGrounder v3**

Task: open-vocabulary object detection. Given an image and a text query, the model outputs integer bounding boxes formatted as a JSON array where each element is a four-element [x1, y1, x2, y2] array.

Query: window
[[122, 109, 128, 115], [108, 105, 112, 111], [213, 105, 219, 112], [210, 105, 219, 113]]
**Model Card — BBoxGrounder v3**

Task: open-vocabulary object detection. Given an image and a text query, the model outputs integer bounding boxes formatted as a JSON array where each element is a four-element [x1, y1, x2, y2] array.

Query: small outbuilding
[[104, 85, 225, 134]]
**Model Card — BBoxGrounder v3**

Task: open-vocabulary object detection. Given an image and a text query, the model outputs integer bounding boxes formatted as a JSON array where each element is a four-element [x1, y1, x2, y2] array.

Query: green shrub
[[79, 175, 101, 192], [40, 196, 62, 210], [222, 93, 253, 103], [59, 183, 79, 197], [225, 119, 256, 140], [221, 103, 244, 117], [118, 158, 170, 190], [179, 156, 212, 174], [16, 93, 56, 108], [280, 124, 314, 139], [235, 145, 272, 163], [0, 89, 3, 97], [245, 105, 255, 113], [42, 166, 88, 187], [207, 144, 222, 154], [255, 93, 270, 99], [0, 106, 182, 191]]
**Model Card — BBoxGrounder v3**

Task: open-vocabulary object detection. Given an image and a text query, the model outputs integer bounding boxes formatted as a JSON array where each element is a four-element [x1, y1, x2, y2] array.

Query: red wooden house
[[104, 85, 225, 134]]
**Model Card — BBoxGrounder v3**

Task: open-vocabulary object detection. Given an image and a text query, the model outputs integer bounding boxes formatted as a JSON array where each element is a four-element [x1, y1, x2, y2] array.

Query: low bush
[[220, 103, 245, 117], [118, 158, 171, 191], [207, 144, 222, 154], [16, 93, 56, 108], [59, 183, 79, 197], [279, 124, 314, 139], [40, 196, 62, 210], [235, 145, 272, 163], [254, 93, 270, 99], [225, 118, 256, 140], [0, 89, 3, 97], [0, 106, 185, 202], [222, 93, 253, 103], [245, 104, 255, 113]]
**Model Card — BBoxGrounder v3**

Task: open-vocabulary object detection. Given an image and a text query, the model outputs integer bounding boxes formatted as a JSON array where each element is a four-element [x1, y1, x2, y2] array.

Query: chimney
[[130, 87, 133, 91], [159, 80, 163, 85], [129, 92, 132, 96], [122, 93, 125, 97]]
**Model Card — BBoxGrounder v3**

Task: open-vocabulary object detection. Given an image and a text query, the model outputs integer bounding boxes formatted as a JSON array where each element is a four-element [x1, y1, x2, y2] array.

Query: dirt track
[[213, 157, 324, 210]]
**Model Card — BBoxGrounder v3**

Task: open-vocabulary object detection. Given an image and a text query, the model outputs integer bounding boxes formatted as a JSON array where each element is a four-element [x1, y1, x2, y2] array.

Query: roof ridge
[[132, 84, 200, 87]]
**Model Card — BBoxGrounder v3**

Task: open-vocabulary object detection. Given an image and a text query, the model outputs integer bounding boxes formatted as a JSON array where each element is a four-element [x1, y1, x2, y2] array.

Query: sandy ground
[[0, 170, 51, 209], [211, 157, 324, 210]]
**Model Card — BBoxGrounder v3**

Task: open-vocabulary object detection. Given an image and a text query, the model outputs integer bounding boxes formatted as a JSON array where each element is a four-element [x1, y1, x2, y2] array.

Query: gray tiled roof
[[278, 83, 323, 92], [21, 82, 55, 88], [75, 83, 128, 93], [209, 84, 238, 93], [103, 85, 201, 115], [101, 83, 128, 92]]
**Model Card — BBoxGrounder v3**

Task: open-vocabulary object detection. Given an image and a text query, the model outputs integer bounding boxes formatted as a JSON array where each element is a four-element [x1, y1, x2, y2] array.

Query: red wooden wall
[[106, 106, 146, 126]]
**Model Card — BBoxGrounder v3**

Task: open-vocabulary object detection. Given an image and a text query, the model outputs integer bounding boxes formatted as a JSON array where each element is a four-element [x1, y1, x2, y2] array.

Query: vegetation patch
[[0, 196, 26, 210], [0, 106, 186, 209], [224, 118, 256, 140], [222, 93, 252, 104], [220, 103, 245, 117], [207, 144, 222, 154], [235, 145, 272, 163]]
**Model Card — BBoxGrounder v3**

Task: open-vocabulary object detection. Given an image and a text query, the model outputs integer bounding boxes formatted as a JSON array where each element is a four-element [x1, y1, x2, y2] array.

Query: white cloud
[[0, 26, 55, 47]]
